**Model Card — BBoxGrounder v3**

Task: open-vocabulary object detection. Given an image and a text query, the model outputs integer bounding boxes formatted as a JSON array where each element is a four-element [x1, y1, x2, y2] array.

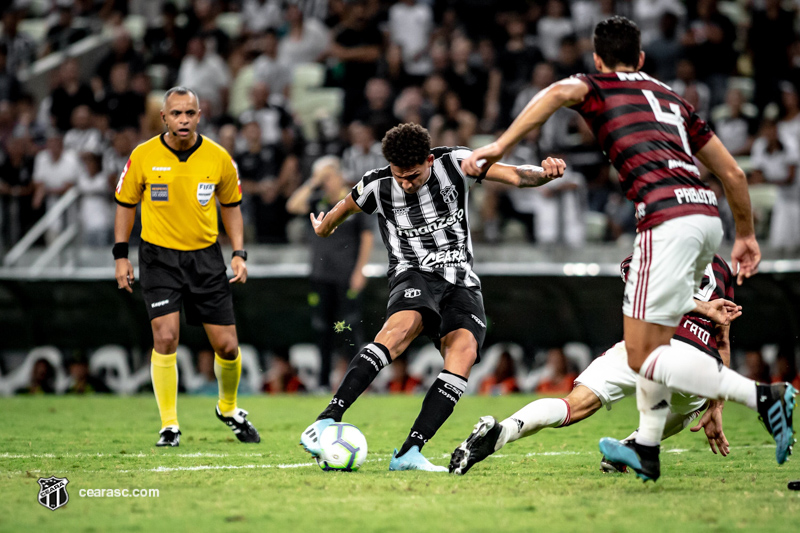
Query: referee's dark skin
[[113, 91, 247, 361]]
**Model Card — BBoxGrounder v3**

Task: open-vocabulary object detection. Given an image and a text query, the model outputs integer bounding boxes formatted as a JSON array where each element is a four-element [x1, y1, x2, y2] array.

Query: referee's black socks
[[398, 370, 468, 457], [318, 343, 391, 422]]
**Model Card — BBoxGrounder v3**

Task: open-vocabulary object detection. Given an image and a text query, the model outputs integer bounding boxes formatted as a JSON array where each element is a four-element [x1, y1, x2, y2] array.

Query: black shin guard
[[318, 343, 391, 422], [399, 370, 468, 457]]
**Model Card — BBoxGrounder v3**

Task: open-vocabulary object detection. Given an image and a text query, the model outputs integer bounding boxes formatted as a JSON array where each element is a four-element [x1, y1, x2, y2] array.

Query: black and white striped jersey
[[350, 146, 483, 288]]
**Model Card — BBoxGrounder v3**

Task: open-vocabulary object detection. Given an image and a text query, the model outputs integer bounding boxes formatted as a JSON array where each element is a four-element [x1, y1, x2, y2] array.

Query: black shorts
[[139, 240, 235, 326], [386, 270, 487, 359]]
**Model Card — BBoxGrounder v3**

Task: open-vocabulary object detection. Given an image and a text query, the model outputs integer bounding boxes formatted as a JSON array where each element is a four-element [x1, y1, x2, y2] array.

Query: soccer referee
[[113, 87, 260, 447]]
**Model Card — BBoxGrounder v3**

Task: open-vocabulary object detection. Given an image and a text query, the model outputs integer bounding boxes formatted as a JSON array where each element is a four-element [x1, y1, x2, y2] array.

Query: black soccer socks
[[318, 343, 391, 422], [399, 370, 468, 457]]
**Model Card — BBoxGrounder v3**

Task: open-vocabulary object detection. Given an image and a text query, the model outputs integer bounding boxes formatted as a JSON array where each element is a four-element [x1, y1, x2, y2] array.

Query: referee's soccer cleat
[[756, 382, 797, 465], [450, 415, 502, 475], [389, 446, 448, 472], [156, 426, 181, 447], [215, 406, 261, 443], [598, 438, 660, 482], [300, 418, 334, 457]]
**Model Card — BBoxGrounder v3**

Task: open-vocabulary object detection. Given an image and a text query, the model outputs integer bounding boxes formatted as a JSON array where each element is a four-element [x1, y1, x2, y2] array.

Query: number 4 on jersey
[[642, 89, 691, 156]]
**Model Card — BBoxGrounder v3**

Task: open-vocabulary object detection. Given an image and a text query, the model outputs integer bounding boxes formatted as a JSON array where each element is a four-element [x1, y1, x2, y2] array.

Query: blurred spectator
[[532, 167, 587, 247], [0, 136, 37, 247], [489, 18, 543, 128], [387, 0, 434, 83], [32, 131, 80, 216], [537, 0, 575, 63], [286, 156, 373, 389], [670, 59, 710, 120], [177, 37, 230, 119], [553, 35, 583, 80], [49, 58, 96, 133], [93, 28, 145, 90], [26, 359, 55, 394], [444, 36, 489, 119], [642, 12, 681, 82], [236, 117, 298, 244], [277, 1, 330, 68], [743, 349, 771, 383], [184, 0, 230, 57], [263, 356, 306, 393], [480, 350, 519, 395], [239, 81, 294, 149], [428, 91, 477, 147], [97, 63, 146, 132], [67, 359, 108, 394], [1, 9, 37, 72], [750, 119, 800, 252], [144, 2, 190, 80], [103, 128, 137, 185], [63, 105, 103, 154], [341, 121, 385, 184], [748, 0, 795, 109], [242, 0, 284, 34], [772, 350, 800, 389], [512, 62, 556, 120], [387, 357, 422, 394], [632, 0, 685, 47], [0, 43, 21, 103], [353, 77, 398, 140], [682, 0, 736, 106], [777, 82, 800, 142], [77, 151, 113, 246], [253, 31, 293, 98], [536, 347, 578, 394], [44, 5, 90, 55], [326, 0, 383, 122], [216, 123, 239, 156], [710, 87, 758, 157]]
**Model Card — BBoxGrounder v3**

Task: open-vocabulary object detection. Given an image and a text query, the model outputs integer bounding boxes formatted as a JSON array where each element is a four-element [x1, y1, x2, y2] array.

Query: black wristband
[[232, 250, 247, 261], [112, 242, 129, 260]]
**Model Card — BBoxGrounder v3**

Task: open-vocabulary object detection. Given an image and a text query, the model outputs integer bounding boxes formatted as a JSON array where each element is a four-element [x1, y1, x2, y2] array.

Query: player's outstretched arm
[[310, 193, 362, 238], [483, 157, 567, 188], [113, 204, 136, 293], [695, 136, 761, 285], [220, 204, 247, 284], [461, 79, 589, 176]]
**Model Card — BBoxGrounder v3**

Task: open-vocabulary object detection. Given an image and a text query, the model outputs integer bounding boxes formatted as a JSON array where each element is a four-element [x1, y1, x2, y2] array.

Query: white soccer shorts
[[623, 214, 723, 327], [575, 340, 707, 415]]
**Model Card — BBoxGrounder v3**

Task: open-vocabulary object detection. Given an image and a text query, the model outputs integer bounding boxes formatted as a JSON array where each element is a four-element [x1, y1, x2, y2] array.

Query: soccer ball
[[316, 423, 368, 472]]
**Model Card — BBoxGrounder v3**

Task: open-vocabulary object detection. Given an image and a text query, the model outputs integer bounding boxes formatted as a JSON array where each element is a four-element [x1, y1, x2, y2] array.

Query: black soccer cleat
[[450, 416, 503, 475], [156, 426, 181, 447], [215, 406, 261, 443], [756, 382, 797, 465], [598, 438, 660, 482]]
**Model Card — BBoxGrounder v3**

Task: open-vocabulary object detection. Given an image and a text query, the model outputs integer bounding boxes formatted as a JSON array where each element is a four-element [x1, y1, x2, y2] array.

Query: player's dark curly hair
[[594, 16, 640, 70], [381, 123, 431, 168]]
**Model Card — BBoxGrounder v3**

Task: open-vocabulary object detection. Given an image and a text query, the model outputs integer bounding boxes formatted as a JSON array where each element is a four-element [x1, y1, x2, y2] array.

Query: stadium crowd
[[0, 0, 800, 254]]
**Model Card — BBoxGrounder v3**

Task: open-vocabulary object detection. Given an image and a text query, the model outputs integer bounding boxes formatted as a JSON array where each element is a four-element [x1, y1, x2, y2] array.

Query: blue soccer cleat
[[598, 437, 660, 482], [757, 383, 797, 465], [389, 446, 448, 472], [300, 418, 334, 457]]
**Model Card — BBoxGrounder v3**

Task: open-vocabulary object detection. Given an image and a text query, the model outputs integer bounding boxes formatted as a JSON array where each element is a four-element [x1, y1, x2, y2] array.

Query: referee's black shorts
[[139, 240, 235, 326], [386, 270, 486, 360]]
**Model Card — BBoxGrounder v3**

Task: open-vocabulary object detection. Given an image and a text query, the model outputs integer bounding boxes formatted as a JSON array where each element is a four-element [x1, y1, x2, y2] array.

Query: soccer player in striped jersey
[[300, 123, 566, 471], [463, 16, 796, 480], [451, 254, 740, 476]]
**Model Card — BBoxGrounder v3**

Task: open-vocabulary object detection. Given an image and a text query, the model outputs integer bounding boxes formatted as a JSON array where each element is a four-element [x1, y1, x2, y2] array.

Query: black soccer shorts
[[386, 270, 487, 359], [139, 240, 235, 326]]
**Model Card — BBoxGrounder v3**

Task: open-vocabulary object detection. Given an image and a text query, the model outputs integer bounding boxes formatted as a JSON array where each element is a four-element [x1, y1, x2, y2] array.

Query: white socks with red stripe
[[497, 398, 569, 451], [639, 344, 757, 410], [635, 376, 671, 446]]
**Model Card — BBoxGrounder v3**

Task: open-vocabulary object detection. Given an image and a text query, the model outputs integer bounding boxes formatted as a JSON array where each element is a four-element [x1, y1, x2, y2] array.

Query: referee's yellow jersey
[[115, 134, 242, 251]]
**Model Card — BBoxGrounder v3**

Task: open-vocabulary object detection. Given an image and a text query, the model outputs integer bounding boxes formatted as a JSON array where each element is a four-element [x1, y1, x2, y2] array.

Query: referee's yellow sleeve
[[217, 156, 242, 206], [114, 157, 143, 207]]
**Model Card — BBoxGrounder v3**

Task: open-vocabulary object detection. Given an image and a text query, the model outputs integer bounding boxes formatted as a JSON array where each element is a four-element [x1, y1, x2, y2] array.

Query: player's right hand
[[541, 157, 567, 178], [731, 234, 761, 286], [310, 211, 334, 237], [115, 259, 134, 294], [691, 400, 729, 456], [704, 298, 742, 326], [461, 142, 504, 176]]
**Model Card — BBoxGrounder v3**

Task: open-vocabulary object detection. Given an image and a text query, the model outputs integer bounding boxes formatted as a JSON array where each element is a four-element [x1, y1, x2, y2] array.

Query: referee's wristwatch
[[232, 250, 247, 261]]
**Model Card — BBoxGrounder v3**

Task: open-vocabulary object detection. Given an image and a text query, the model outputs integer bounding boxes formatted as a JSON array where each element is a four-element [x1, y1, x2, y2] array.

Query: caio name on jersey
[[396, 209, 464, 238]]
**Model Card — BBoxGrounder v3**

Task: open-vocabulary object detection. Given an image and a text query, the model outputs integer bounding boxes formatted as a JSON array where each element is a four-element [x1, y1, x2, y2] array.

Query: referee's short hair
[[382, 123, 431, 169], [163, 86, 199, 106]]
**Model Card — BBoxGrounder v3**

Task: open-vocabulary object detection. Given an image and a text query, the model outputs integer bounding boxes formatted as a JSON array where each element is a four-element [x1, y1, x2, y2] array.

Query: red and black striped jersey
[[621, 253, 734, 360], [571, 71, 719, 231]]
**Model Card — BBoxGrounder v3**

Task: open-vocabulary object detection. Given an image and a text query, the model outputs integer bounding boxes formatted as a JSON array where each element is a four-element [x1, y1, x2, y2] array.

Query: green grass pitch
[[1, 394, 798, 532]]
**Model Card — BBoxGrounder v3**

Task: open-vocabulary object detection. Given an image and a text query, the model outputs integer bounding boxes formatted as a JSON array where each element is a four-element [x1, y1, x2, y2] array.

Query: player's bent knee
[[152, 329, 179, 353], [216, 344, 239, 360]]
